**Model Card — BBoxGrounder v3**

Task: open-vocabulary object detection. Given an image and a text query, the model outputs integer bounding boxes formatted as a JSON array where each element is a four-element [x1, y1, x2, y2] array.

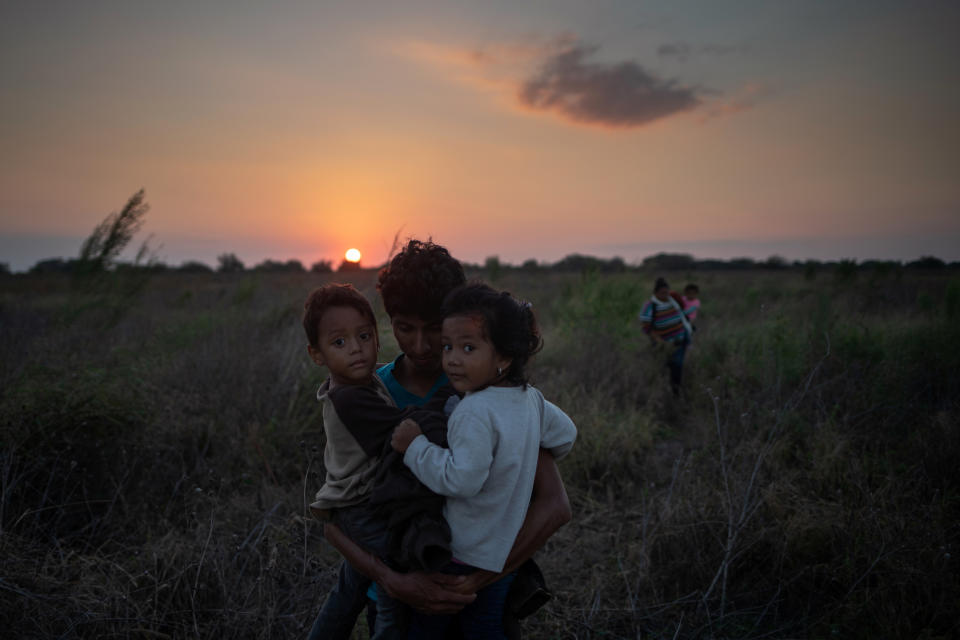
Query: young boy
[[303, 283, 454, 639]]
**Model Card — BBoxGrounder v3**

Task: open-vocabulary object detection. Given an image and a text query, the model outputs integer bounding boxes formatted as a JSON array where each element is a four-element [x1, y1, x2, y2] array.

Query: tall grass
[[1, 268, 957, 638]]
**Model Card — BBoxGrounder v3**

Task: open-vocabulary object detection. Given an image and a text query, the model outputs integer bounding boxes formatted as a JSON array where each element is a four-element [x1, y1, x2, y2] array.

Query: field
[[1, 265, 958, 638]]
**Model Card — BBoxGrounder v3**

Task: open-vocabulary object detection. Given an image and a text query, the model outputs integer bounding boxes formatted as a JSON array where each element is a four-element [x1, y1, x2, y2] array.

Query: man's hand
[[391, 418, 422, 453], [323, 522, 475, 614], [380, 570, 476, 614]]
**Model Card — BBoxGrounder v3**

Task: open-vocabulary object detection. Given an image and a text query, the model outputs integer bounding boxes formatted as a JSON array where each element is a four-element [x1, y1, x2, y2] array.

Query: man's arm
[[322, 522, 475, 614], [455, 448, 571, 592]]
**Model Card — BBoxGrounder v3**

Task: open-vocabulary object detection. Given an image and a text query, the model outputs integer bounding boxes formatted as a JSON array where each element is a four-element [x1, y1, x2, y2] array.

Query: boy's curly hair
[[302, 283, 377, 348], [376, 239, 465, 320], [441, 281, 543, 387]]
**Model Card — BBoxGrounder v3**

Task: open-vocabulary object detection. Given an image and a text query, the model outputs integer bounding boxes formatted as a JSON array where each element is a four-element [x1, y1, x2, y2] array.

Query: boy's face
[[684, 289, 698, 300], [308, 305, 378, 386], [390, 313, 443, 375]]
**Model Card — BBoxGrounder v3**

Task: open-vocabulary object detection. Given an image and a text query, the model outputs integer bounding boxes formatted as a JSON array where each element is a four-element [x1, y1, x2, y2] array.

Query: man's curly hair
[[376, 239, 465, 320]]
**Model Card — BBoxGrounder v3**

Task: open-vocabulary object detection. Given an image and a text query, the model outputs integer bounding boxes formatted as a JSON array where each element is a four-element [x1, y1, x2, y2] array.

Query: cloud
[[700, 82, 772, 120], [397, 36, 735, 129], [657, 42, 692, 61], [517, 44, 701, 128], [659, 41, 750, 61]]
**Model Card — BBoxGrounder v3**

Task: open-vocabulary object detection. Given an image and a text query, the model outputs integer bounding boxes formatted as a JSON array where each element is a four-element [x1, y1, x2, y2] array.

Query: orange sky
[[1, 2, 958, 270]]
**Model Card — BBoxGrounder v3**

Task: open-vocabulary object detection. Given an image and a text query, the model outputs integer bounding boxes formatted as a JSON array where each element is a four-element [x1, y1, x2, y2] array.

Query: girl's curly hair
[[441, 281, 543, 387]]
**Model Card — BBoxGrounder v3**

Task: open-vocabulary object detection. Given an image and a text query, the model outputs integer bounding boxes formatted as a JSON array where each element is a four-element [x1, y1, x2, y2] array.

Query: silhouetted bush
[[310, 260, 333, 273], [29, 258, 79, 274], [217, 253, 245, 273], [642, 252, 695, 271], [521, 258, 540, 271], [764, 254, 788, 269], [253, 259, 305, 273], [485, 255, 502, 280], [115, 261, 168, 273], [553, 253, 626, 273], [337, 259, 362, 272], [728, 256, 756, 269], [907, 255, 946, 269], [177, 261, 213, 273]]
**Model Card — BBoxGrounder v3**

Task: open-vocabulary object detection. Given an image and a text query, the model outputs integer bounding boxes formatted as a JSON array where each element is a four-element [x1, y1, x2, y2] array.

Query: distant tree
[[0, 262, 9, 275], [310, 260, 333, 273], [253, 259, 303, 273], [30, 258, 79, 274], [642, 252, 695, 271], [834, 258, 858, 282], [765, 255, 788, 269], [78, 188, 149, 272], [178, 261, 213, 273], [694, 259, 730, 270], [861, 260, 900, 270], [906, 256, 945, 269], [337, 259, 362, 272], [253, 259, 280, 272], [606, 256, 627, 273], [728, 257, 756, 270], [552, 253, 602, 272], [217, 253, 245, 273], [115, 261, 168, 273], [521, 258, 540, 271]]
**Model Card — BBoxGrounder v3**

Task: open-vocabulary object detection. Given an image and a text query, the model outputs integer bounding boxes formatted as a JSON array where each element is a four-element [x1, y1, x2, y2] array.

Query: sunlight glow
[[345, 248, 362, 263]]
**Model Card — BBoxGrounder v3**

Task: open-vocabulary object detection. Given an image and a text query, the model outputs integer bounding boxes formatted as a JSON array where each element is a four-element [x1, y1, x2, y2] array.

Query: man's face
[[390, 314, 443, 375]]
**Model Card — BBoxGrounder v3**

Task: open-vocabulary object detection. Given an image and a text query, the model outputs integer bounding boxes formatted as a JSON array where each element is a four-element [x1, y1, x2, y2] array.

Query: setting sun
[[344, 248, 362, 263]]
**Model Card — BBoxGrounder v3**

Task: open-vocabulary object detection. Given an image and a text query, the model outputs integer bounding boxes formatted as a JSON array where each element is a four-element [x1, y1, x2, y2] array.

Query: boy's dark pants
[[307, 505, 405, 640], [307, 559, 370, 640]]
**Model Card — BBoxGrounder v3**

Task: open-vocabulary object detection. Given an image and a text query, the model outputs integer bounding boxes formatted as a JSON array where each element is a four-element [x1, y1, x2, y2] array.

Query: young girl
[[391, 282, 577, 638]]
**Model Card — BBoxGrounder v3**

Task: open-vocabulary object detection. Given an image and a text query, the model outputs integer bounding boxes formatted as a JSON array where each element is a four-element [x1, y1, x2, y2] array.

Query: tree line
[[2, 189, 956, 276]]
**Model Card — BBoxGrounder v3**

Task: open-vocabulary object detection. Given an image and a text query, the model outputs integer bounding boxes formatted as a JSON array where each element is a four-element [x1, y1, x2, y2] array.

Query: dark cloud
[[701, 43, 750, 56], [659, 41, 749, 60], [658, 42, 692, 60], [518, 44, 701, 128]]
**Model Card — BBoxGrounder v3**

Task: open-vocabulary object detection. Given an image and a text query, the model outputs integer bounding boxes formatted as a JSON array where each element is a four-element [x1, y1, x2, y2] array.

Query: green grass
[[1, 268, 958, 638]]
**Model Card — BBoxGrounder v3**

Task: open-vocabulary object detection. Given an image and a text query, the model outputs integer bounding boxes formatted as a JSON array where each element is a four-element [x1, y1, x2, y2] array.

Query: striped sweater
[[639, 295, 693, 344]]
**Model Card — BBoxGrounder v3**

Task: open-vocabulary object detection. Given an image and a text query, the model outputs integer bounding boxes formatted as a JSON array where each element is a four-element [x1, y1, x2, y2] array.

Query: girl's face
[[440, 314, 511, 393]]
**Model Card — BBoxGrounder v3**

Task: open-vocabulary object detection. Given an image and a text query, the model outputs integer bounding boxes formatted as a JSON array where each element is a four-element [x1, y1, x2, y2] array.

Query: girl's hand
[[391, 419, 422, 453]]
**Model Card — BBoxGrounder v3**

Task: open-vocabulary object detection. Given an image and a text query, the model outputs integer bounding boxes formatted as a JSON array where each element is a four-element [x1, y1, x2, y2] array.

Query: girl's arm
[[322, 522, 476, 613], [402, 413, 494, 498]]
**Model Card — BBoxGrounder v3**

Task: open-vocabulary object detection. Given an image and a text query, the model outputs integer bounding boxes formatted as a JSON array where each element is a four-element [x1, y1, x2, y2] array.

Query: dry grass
[[1, 267, 958, 638]]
